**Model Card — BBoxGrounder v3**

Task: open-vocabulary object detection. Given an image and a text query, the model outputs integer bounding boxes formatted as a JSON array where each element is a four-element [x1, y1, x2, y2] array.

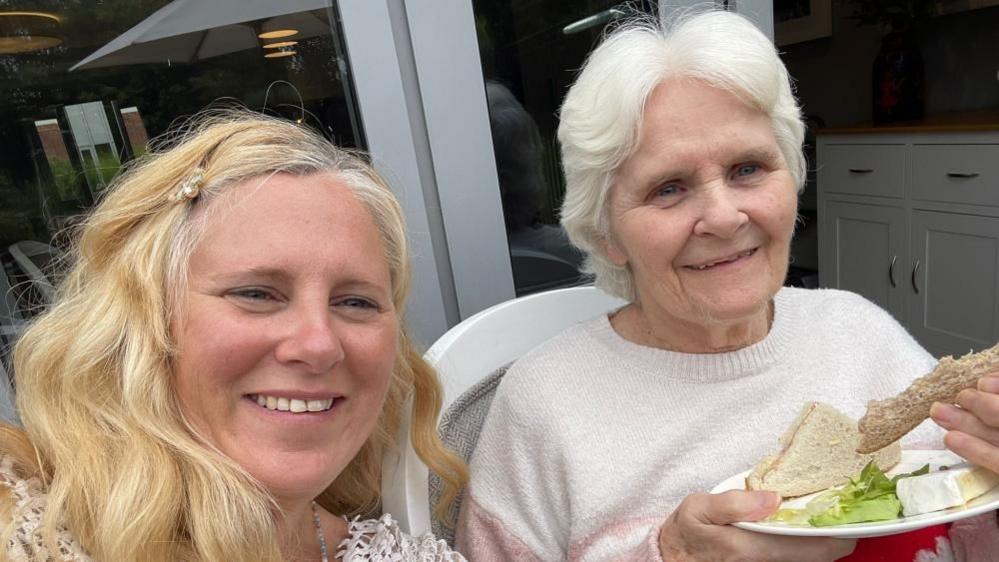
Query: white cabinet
[[822, 200, 907, 323], [909, 210, 999, 355], [818, 130, 999, 358]]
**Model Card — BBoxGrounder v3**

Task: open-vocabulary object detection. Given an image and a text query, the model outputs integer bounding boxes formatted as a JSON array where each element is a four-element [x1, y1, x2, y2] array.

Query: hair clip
[[173, 169, 204, 202]]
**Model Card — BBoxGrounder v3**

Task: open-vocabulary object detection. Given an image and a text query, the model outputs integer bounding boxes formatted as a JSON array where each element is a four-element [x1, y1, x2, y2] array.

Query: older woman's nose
[[692, 186, 749, 238], [274, 308, 346, 373]]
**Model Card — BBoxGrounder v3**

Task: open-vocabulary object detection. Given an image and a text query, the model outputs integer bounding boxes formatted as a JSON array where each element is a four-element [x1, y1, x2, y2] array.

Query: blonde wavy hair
[[0, 110, 467, 561]]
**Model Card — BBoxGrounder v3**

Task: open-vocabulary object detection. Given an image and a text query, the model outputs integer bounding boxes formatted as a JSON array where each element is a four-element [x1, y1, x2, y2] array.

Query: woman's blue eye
[[233, 288, 271, 300], [655, 184, 680, 198], [735, 164, 760, 177], [338, 297, 377, 310]]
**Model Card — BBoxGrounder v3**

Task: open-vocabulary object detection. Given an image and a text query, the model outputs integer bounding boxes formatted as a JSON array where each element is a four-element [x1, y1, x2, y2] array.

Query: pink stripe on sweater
[[456, 496, 542, 562], [567, 517, 665, 561]]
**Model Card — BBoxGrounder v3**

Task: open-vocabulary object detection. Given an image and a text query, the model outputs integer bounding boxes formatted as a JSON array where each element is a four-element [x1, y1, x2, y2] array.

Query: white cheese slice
[[896, 463, 999, 517]]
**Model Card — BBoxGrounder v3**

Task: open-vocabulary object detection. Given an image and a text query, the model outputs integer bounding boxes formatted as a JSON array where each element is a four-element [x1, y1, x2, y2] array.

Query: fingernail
[[945, 430, 969, 450], [931, 402, 955, 423], [980, 376, 999, 393], [758, 492, 780, 510], [957, 389, 979, 407]]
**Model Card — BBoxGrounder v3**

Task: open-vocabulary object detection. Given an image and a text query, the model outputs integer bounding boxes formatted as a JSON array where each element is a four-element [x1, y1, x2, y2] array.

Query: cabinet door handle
[[888, 255, 897, 288], [849, 168, 874, 174], [946, 172, 980, 179], [911, 260, 920, 294]]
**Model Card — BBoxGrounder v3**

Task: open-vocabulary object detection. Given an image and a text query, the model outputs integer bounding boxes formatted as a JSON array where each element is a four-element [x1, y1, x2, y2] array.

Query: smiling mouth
[[249, 394, 337, 413], [687, 248, 758, 271]]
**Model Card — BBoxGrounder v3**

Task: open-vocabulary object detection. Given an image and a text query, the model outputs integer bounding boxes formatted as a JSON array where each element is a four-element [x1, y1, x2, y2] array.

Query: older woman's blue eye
[[656, 184, 680, 198], [735, 164, 760, 177]]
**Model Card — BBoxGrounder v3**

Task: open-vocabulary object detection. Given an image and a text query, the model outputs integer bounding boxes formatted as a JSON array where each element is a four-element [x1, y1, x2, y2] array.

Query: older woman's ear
[[601, 235, 630, 268]]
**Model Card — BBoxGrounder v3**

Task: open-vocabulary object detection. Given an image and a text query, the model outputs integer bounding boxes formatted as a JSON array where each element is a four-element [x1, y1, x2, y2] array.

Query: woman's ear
[[600, 234, 629, 267]]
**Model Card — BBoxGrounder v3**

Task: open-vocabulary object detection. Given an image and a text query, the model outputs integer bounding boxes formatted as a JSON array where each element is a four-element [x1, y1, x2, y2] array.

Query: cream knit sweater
[[456, 287, 971, 561]]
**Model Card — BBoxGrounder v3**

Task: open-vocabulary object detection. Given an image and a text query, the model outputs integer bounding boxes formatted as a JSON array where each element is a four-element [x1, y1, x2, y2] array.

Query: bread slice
[[746, 402, 901, 498], [857, 342, 999, 454]]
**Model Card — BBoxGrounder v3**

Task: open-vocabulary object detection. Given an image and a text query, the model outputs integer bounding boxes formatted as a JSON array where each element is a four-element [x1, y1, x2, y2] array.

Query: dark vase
[[871, 28, 925, 123]]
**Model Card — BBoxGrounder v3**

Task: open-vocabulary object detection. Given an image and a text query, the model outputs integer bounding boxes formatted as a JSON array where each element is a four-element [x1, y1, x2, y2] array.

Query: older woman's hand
[[930, 372, 999, 472], [658, 490, 856, 562]]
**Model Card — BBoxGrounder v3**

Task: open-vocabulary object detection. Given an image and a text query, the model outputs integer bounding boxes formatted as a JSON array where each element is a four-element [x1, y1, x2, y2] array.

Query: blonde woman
[[0, 111, 468, 561]]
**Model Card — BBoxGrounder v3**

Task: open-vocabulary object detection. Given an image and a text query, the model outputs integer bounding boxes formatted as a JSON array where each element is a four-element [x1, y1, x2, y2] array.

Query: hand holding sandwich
[[930, 371, 999, 474], [657, 490, 856, 561]]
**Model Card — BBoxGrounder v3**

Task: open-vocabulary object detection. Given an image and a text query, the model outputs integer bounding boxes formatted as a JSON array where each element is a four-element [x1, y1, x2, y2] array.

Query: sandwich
[[747, 402, 901, 498], [857, 342, 999, 454]]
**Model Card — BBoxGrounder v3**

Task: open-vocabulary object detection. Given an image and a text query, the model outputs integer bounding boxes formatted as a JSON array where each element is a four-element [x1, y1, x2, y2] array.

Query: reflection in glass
[[0, 0, 362, 359], [485, 81, 582, 294], [472, 1, 655, 295]]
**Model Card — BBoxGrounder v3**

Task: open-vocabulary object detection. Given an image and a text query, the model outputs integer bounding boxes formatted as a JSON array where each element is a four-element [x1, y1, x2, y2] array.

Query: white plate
[[709, 450, 999, 538]]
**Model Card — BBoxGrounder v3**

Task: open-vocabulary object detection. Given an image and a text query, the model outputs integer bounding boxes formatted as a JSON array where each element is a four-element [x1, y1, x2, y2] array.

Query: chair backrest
[[0, 266, 26, 374], [381, 285, 625, 536], [509, 247, 582, 295], [0, 360, 17, 425], [1, 265, 24, 337], [8, 241, 63, 304]]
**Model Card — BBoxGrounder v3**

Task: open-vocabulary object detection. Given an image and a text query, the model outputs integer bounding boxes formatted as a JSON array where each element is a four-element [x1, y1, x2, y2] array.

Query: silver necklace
[[311, 501, 329, 562]]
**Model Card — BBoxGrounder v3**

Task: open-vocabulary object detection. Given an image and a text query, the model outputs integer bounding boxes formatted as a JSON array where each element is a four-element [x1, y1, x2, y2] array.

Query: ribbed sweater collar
[[588, 287, 801, 383]]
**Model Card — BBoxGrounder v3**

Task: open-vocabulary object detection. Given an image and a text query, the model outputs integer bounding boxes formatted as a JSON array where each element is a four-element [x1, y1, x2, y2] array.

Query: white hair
[[558, 9, 806, 301]]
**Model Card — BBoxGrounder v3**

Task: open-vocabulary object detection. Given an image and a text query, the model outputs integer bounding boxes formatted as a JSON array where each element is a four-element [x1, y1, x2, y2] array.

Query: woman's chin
[[255, 471, 339, 505], [231, 449, 346, 504], [689, 292, 773, 325]]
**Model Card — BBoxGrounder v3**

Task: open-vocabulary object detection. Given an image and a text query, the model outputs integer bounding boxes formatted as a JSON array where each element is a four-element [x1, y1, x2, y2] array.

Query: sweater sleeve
[[456, 484, 667, 562], [454, 343, 670, 562], [454, 355, 571, 560]]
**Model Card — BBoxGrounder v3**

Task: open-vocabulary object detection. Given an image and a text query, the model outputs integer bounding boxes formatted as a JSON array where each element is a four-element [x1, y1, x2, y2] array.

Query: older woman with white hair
[[456, 10, 999, 562]]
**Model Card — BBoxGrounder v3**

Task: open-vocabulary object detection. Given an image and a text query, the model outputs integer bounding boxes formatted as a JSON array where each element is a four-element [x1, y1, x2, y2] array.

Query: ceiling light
[[264, 51, 296, 59], [258, 29, 297, 40], [0, 11, 62, 54], [263, 40, 297, 49]]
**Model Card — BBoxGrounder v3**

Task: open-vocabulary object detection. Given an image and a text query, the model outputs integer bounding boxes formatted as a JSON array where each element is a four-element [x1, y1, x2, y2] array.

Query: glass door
[[400, 0, 774, 324], [0, 0, 367, 354]]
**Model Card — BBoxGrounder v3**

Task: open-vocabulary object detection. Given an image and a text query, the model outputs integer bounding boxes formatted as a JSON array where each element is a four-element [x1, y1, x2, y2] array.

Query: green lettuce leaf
[[809, 495, 901, 526], [767, 461, 930, 527]]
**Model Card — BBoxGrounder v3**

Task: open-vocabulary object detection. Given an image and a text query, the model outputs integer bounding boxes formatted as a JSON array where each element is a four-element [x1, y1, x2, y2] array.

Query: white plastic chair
[[8, 241, 63, 304], [380, 285, 625, 535], [1, 266, 26, 350]]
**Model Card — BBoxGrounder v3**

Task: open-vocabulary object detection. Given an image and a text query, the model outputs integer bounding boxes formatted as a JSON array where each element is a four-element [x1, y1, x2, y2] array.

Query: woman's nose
[[692, 184, 749, 238], [274, 308, 345, 374]]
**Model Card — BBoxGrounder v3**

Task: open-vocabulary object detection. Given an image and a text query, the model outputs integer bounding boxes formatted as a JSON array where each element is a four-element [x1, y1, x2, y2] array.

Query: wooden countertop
[[817, 110, 999, 134]]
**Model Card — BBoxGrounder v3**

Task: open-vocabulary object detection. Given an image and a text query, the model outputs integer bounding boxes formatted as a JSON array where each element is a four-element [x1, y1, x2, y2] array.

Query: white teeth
[[692, 249, 754, 270], [252, 394, 335, 413]]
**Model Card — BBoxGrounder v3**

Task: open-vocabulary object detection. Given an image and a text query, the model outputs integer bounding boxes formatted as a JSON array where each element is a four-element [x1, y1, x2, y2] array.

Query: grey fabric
[[429, 364, 510, 546], [0, 360, 17, 424]]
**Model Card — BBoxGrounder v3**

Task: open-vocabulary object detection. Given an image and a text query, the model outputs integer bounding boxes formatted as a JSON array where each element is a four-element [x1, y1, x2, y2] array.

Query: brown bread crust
[[856, 342, 999, 453]]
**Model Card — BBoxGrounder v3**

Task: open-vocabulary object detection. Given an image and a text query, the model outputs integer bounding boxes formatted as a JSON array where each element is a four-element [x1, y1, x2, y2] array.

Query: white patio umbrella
[[70, 0, 331, 71]]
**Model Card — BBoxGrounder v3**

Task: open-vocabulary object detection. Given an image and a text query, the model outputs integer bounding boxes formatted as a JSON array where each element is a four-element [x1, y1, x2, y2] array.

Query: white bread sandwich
[[746, 402, 901, 498], [857, 341, 999, 454]]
